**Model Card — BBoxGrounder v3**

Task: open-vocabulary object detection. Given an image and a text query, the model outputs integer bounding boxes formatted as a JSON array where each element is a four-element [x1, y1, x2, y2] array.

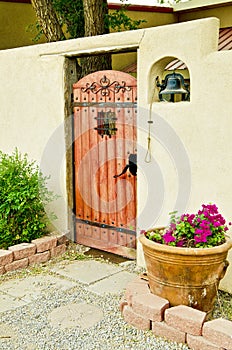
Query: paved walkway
[[0, 253, 189, 350], [0, 258, 136, 310]]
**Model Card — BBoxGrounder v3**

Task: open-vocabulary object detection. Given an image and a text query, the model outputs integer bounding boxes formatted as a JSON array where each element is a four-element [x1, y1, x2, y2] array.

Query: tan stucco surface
[[177, 5, 232, 28], [0, 17, 232, 291], [137, 17, 232, 291]]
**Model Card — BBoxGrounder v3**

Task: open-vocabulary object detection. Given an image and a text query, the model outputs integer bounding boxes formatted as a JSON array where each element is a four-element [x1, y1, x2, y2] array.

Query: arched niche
[[149, 56, 190, 103]]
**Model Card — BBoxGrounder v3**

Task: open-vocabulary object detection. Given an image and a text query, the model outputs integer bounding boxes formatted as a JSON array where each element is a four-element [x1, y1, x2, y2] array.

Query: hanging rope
[[145, 84, 156, 163]]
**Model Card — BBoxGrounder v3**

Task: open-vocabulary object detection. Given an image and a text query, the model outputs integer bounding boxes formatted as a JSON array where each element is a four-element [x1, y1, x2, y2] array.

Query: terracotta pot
[[139, 232, 232, 316]]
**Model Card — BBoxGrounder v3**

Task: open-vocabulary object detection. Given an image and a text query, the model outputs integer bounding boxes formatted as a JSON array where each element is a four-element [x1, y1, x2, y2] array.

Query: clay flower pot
[[139, 233, 232, 317]]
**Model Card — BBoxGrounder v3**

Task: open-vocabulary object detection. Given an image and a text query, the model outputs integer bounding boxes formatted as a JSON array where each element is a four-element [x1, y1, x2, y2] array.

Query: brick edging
[[0, 232, 69, 274], [120, 276, 232, 350]]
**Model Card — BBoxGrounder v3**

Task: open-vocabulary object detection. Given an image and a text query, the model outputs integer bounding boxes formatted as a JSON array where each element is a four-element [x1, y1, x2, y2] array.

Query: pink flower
[[163, 232, 176, 244], [176, 239, 185, 247], [200, 221, 210, 228], [143, 203, 228, 248], [195, 229, 203, 235], [213, 222, 221, 227]]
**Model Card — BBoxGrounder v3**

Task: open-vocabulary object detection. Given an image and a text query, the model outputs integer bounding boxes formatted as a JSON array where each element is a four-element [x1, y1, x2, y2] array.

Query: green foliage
[[30, 0, 146, 42], [145, 229, 164, 244], [0, 149, 57, 249], [105, 0, 146, 32], [143, 204, 229, 248], [213, 290, 232, 321], [26, 22, 44, 43], [52, 0, 84, 39]]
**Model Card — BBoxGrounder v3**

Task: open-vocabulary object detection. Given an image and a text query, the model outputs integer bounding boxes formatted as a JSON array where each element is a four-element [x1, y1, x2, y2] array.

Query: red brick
[[152, 321, 186, 344], [50, 244, 66, 258], [132, 293, 169, 321], [8, 243, 36, 260], [57, 234, 69, 246], [125, 277, 150, 306], [187, 334, 225, 350], [31, 236, 57, 253], [48, 231, 69, 245], [0, 266, 5, 274], [0, 250, 13, 266], [28, 251, 51, 265], [119, 297, 128, 313], [123, 305, 150, 330], [165, 305, 206, 335], [203, 318, 232, 350], [4, 258, 28, 272]]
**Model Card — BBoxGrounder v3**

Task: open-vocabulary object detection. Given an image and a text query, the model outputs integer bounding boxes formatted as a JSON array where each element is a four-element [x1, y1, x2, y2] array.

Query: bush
[[0, 149, 57, 249]]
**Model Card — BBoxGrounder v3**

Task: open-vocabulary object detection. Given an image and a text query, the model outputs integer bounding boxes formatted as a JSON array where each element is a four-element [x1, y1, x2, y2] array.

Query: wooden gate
[[73, 70, 137, 258]]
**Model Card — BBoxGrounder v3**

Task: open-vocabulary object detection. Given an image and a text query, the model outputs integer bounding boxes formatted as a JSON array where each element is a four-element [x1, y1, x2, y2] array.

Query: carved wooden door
[[73, 70, 137, 258]]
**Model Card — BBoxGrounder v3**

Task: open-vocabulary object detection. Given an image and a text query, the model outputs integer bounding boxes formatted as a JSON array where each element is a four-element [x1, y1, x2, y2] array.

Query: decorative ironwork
[[94, 111, 117, 138], [81, 75, 132, 96], [76, 218, 136, 235], [72, 101, 136, 108]]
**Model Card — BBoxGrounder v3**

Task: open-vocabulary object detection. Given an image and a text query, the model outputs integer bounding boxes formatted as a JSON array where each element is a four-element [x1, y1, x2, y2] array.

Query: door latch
[[114, 154, 137, 178]]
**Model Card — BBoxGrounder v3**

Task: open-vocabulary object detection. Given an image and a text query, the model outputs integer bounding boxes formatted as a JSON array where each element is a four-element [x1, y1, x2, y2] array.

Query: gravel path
[[0, 282, 190, 350], [0, 245, 231, 350]]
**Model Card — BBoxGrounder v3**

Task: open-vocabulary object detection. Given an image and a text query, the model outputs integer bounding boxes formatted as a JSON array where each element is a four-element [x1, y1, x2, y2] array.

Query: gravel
[[0, 245, 231, 350]]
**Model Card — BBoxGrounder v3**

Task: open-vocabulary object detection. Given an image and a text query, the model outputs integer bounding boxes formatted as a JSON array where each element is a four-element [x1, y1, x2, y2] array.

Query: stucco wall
[[177, 4, 232, 28], [0, 46, 67, 232], [137, 17, 232, 292], [0, 17, 232, 291], [0, 29, 145, 236]]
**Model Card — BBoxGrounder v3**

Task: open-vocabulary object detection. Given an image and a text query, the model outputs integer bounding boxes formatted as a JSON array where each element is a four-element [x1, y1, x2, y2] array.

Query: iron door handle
[[114, 154, 137, 178]]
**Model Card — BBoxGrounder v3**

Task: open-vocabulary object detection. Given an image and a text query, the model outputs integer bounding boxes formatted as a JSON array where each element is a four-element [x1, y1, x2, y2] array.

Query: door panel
[[73, 70, 137, 258]]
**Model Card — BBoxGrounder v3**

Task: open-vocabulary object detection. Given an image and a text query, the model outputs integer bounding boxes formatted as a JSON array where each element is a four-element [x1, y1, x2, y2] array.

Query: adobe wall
[[178, 5, 232, 28], [137, 17, 232, 292], [174, 0, 232, 28], [0, 28, 145, 240], [0, 17, 232, 291]]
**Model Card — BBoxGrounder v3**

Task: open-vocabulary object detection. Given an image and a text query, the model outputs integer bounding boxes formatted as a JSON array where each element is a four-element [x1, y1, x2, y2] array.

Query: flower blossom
[[143, 203, 229, 248], [163, 231, 176, 244]]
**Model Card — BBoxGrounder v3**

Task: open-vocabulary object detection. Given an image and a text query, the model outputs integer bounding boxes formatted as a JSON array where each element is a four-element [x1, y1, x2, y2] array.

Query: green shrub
[[0, 149, 57, 249]]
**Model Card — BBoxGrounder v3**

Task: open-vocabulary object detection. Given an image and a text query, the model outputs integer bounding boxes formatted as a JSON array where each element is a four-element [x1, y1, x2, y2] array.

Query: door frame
[[63, 51, 138, 253]]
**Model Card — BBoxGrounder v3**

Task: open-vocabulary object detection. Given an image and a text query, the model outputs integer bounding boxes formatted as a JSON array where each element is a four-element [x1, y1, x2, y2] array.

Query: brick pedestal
[[121, 276, 232, 350]]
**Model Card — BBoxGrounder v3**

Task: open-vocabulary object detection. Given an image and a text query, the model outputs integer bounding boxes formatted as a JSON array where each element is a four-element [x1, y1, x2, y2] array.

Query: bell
[[157, 72, 190, 102]]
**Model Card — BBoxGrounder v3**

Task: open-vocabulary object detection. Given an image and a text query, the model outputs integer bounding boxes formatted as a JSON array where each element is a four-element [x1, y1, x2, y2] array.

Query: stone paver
[[50, 260, 125, 285], [87, 270, 136, 295], [0, 260, 134, 315], [0, 291, 27, 313], [0, 275, 77, 304], [0, 322, 18, 339], [48, 302, 103, 329]]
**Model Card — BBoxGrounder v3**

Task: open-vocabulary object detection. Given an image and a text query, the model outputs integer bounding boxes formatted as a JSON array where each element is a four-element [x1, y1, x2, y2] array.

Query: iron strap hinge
[[72, 102, 137, 108], [76, 218, 136, 236]]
